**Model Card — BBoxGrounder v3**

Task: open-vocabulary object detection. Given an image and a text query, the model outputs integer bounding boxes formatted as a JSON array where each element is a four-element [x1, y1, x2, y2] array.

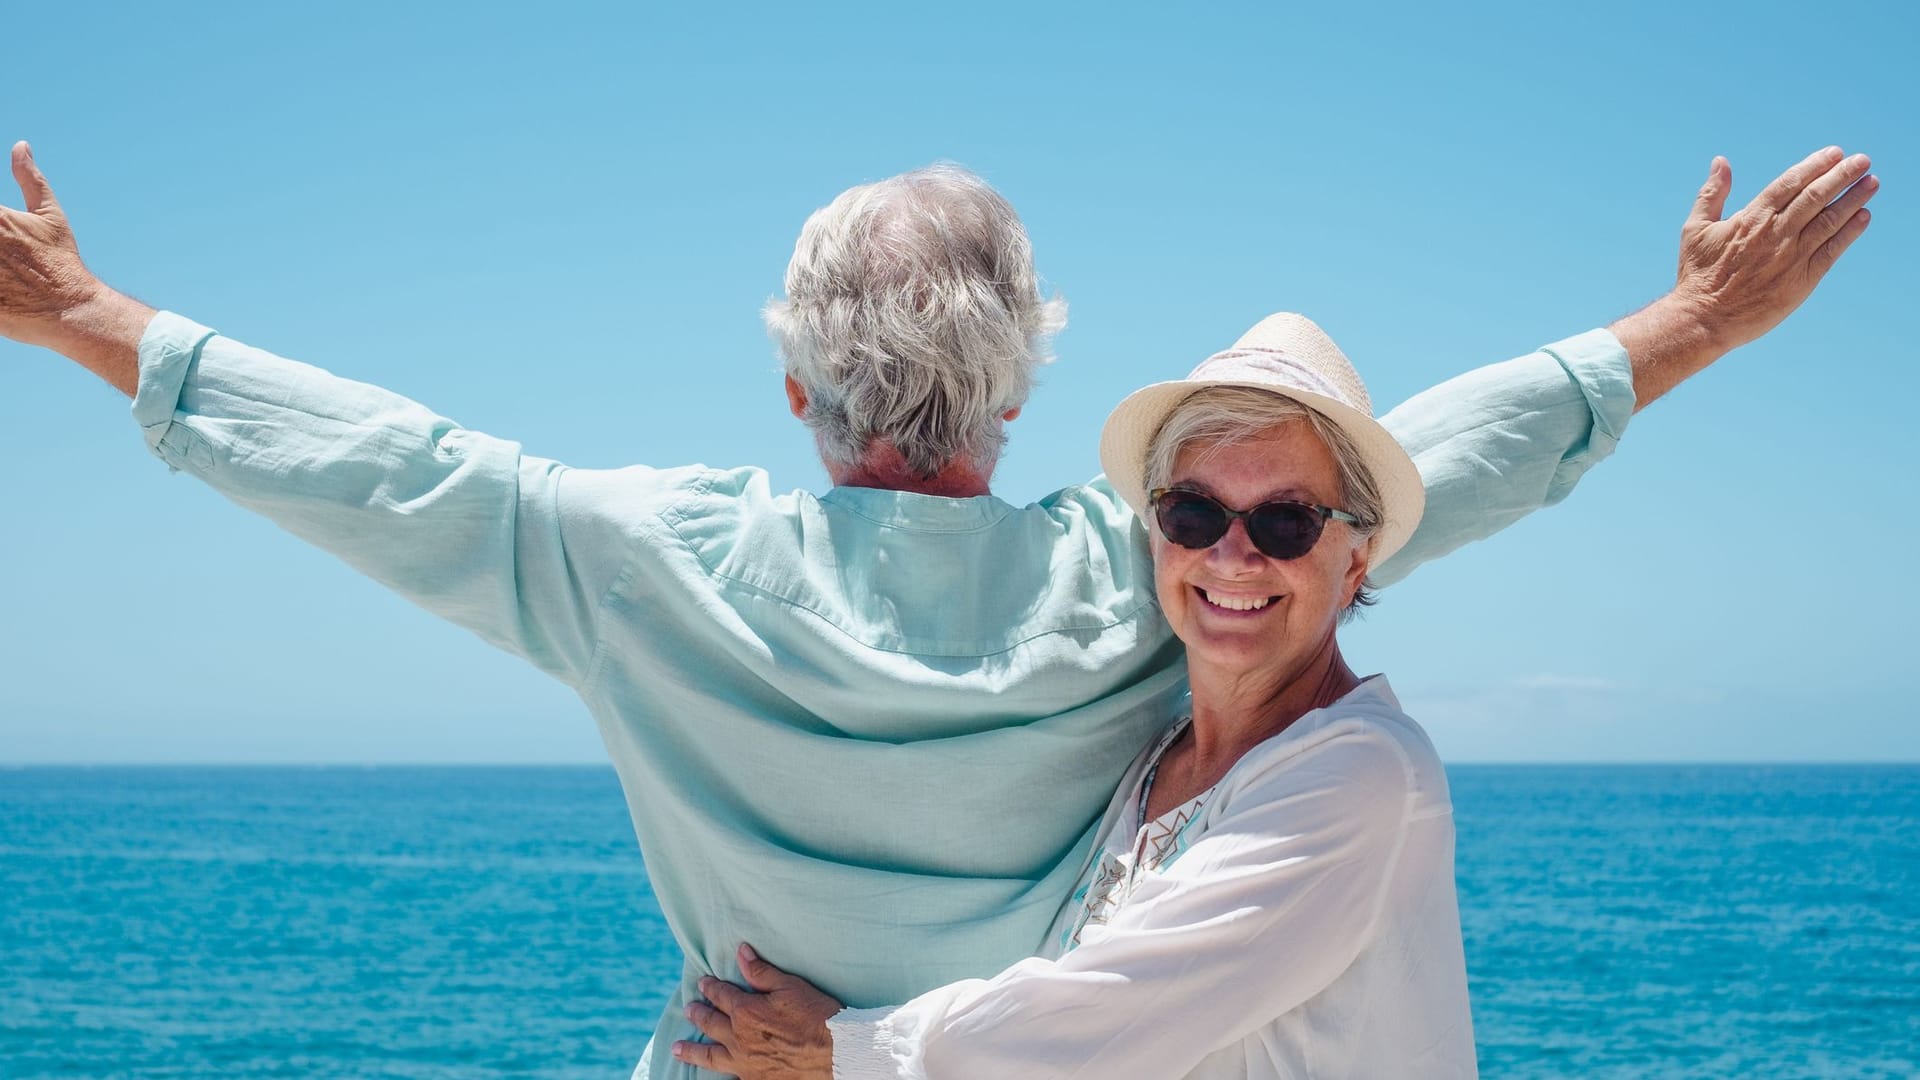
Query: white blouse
[[828, 676, 1477, 1079]]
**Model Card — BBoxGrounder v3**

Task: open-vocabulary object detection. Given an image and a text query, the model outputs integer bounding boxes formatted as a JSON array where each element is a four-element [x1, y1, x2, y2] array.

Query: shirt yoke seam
[[646, 487, 1163, 661], [694, 550, 1164, 660], [819, 499, 1016, 534]]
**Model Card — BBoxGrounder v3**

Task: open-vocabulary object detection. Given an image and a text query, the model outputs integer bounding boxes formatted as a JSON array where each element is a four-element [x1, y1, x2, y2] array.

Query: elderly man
[[0, 141, 1874, 1078]]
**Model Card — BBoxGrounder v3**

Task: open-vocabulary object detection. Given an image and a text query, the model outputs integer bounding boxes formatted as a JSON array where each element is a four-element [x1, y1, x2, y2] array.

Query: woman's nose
[[1206, 519, 1266, 571]]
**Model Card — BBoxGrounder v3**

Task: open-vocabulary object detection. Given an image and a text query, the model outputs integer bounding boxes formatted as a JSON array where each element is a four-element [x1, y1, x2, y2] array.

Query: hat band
[[1194, 348, 1355, 408]]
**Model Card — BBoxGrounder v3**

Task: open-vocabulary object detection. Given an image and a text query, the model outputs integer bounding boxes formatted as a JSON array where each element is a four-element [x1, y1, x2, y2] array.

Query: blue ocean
[[3, 765, 1915, 1079]]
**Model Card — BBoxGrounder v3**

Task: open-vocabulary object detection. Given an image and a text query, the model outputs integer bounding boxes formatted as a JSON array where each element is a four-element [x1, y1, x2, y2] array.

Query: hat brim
[[1098, 380, 1426, 570]]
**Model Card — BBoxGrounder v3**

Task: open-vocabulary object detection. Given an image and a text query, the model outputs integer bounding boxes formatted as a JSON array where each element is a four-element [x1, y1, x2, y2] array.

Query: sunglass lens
[[1155, 492, 1229, 549], [1247, 503, 1325, 560]]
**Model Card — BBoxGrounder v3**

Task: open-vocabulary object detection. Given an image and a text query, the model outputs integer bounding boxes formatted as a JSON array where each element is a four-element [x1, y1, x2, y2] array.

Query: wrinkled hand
[[674, 944, 842, 1080], [1673, 146, 1877, 354], [0, 141, 105, 348]]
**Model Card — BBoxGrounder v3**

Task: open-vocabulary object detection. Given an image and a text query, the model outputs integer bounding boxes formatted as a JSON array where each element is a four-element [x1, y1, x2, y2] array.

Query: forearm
[[40, 285, 154, 397], [1371, 330, 1634, 587], [1609, 292, 1728, 412]]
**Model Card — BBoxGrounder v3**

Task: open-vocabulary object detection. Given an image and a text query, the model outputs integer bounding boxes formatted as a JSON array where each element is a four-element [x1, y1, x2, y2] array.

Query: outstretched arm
[[0, 141, 645, 684], [1372, 146, 1877, 587]]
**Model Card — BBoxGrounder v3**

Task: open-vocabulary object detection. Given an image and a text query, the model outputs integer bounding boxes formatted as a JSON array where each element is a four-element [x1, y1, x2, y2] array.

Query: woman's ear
[[1340, 540, 1372, 607]]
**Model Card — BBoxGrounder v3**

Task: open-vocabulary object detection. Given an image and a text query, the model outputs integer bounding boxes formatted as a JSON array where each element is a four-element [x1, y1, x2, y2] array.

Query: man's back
[[575, 468, 1187, 1067]]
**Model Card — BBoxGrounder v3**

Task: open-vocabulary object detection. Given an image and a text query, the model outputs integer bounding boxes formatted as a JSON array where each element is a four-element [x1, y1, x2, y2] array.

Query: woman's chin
[[1180, 619, 1285, 670]]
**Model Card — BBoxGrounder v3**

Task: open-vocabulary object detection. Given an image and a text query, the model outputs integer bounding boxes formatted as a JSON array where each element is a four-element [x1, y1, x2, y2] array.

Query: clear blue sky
[[3, 1, 1914, 763]]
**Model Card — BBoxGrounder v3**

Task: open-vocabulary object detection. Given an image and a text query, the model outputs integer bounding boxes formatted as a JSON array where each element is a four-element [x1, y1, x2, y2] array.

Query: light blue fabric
[[132, 313, 1633, 1079]]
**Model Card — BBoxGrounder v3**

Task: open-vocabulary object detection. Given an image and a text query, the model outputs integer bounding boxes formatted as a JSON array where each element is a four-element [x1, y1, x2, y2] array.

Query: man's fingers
[[685, 1002, 736, 1048], [1752, 146, 1846, 215], [671, 1039, 736, 1075], [1804, 174, 1880, 246], [10, 141, 60, 217], [1783, 153, 1872, 230], [1688, 156, 1731, 226], [1810, 208, 1871, 275], [699, 976, 753, 1015], [738, 943, 795, 993]]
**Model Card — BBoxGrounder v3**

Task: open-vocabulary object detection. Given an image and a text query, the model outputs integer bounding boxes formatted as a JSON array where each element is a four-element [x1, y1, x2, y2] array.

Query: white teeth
[[1201, 589, 1271, 612]]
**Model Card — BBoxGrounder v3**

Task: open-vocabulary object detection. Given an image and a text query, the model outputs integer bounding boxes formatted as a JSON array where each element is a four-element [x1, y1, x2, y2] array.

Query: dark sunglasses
[[1148, 488, 1361, 561]]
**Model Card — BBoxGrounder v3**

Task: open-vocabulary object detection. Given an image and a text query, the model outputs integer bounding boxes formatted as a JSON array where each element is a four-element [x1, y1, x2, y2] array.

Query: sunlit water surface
[[4, 765, 1915, 1078]]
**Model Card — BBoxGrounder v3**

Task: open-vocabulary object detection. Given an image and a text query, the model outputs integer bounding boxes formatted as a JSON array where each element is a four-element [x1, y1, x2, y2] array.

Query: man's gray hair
[[1144, 386, 1386, 617], [764, 164, 1067, 477]]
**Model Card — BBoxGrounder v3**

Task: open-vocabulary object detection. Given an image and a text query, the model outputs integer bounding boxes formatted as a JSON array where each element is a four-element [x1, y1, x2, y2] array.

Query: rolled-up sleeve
[[826, 727, 1416, 1080], [130, 311, 639, 685], [1371, 328, 1636, 587]]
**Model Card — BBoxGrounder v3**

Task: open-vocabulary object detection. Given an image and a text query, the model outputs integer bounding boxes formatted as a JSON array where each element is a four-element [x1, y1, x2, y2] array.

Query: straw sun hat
[[1098, 313, 1426, 567]]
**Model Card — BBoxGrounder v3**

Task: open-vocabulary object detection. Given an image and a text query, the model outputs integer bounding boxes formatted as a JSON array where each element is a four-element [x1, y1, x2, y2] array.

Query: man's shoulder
[[1030, 476, 1143, 541], [1039, 475, 1131, 512]]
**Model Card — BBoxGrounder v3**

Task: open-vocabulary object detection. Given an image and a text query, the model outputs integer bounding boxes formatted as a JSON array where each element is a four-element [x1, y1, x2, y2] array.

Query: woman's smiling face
[[1151, 418, 1371, 684]]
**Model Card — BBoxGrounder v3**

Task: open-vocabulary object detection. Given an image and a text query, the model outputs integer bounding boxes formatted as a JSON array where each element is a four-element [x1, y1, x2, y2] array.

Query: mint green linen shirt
[[131, 313, 1633, 1079]]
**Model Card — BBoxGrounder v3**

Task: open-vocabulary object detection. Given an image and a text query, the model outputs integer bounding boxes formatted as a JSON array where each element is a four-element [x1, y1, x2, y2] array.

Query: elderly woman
[[672, 313, 1474, 1079]]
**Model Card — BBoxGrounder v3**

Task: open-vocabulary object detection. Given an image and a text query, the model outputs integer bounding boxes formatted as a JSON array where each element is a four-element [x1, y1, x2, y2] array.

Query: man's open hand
[[1675, 146, 1877, 355], [1616, 146, 1879, 408], [0, 141, 103, 347], [1, 140, 154, 395]]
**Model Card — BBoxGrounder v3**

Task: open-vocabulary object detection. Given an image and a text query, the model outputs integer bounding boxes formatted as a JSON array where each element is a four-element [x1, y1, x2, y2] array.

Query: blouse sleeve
[[827, 723, 1419, 1080]]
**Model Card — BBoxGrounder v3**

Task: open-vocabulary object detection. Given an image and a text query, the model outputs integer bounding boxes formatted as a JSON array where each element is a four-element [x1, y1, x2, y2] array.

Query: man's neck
[[828, 442, 996, 499]]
